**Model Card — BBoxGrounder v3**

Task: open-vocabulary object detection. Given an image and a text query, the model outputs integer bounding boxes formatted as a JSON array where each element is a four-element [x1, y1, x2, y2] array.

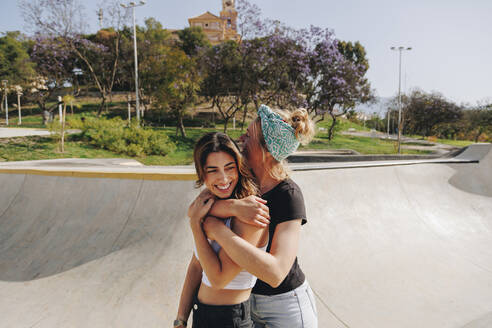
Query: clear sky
[[1, 0, 491, 105]]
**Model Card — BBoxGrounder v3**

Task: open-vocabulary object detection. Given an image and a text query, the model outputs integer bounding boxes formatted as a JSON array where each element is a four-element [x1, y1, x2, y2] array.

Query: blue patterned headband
[[257, 104, 300, 162]]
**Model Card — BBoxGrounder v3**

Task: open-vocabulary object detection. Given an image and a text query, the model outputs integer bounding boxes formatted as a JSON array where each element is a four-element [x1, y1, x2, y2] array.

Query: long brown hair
[[193, 132, 258, 199]]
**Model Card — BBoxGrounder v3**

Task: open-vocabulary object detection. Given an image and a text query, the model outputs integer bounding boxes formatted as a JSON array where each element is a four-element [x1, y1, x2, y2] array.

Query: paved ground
[[0, 127, 82, 139], [0, 144, 491, 327], [0, 127, 52, 138]]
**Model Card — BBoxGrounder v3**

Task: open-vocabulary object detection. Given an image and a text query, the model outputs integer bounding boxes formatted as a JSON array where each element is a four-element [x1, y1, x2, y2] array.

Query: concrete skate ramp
[[0, 144, 491, 327]]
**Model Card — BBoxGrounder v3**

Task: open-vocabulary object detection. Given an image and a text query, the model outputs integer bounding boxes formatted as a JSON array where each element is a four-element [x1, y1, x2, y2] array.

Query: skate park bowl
[[0, 143, 491, 327]]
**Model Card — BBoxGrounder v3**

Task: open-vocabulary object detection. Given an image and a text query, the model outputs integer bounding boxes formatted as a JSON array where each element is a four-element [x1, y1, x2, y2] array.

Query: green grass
[[433, 138, 474, 147], [7, 116, 45, 128], [400, 141, 434, 147], [0, 105, 250, 165], [0, 135, 128, 162], [405, 135, 476, 147], [1, 111, 460, 165], [0, 122, 435, 165], [302, 133, 432, 155]]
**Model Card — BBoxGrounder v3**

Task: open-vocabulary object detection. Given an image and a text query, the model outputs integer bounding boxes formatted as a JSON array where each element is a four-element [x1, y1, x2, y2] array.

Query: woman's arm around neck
[[204, 217, 301, 288]]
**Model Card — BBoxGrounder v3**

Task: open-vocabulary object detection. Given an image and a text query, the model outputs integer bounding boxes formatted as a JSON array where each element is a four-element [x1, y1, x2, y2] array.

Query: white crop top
[[193, 218, 268, 290]]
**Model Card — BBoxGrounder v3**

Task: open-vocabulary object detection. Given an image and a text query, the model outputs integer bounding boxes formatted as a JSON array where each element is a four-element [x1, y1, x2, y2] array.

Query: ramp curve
[[0, 144, 490, 327]]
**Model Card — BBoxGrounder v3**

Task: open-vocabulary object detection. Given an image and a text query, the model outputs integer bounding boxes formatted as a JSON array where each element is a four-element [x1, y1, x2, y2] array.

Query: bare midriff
[[197, 283, 252, 305]]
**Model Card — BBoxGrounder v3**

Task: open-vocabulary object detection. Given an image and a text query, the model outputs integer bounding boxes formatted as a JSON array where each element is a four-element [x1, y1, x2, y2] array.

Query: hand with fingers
[[233, 195, 270, 227], [188, 189, 216, 228]]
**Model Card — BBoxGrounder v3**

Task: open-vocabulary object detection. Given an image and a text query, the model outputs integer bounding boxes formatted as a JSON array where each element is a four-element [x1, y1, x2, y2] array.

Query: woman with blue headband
[[203, 105, 318, 327]]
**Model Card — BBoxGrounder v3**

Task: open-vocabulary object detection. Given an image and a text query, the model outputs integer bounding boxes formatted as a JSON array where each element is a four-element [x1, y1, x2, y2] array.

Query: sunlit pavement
[[0, 144, 491, 327], [0, 127, 51, 138]]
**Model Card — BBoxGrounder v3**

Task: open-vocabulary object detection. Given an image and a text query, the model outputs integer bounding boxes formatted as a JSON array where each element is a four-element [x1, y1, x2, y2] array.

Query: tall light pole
[[97, 8, 103, 28], [121, 1, 146, 124], [72, 67, 83, 95], [390, 46, 412, 154], [17, 89, 22, 125], [387, 107, 391, 138], [2, 80, 8, 126]]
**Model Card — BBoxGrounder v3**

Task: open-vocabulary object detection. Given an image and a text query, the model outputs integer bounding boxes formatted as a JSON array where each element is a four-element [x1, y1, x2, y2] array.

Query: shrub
[[75, 117, 176, 157]]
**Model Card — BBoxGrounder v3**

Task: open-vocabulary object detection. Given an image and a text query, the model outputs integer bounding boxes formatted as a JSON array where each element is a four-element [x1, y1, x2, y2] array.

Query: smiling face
[[203, 151, 239, 199]]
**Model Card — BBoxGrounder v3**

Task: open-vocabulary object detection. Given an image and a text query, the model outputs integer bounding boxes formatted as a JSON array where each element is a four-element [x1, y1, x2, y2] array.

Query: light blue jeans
[[250, 280, 318, 328]]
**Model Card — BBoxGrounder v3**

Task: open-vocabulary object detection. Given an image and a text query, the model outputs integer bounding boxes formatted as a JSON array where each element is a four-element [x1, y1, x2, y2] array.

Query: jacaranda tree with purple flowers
[[28, 34, 76, 124], [303, 27, 374, 139], [244, 34, 309, 110], [20, 0, 130, 117], [235, 0, 374, 139]]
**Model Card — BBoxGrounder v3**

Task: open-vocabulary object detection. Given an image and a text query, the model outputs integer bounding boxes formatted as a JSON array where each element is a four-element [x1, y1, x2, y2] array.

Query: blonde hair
[[193, 132, 258, 199], [252, 107, 314, 181], [275, 108, 315, 145]]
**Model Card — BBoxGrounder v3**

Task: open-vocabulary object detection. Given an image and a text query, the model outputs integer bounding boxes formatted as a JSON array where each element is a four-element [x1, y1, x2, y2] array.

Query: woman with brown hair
[[175, 132, 268, 328], [203, 105, 318, 327]]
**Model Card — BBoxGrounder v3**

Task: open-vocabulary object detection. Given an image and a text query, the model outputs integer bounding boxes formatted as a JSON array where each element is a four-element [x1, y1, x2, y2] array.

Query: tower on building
[[188, 0, 239, 45]]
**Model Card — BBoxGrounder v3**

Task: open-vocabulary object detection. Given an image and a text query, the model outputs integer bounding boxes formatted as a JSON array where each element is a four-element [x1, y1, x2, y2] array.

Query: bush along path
[[71, 117, 176, 157]]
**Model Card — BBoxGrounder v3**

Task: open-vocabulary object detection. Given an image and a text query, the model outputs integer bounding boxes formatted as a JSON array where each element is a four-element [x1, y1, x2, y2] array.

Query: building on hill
[[188, 0, 240, 45]]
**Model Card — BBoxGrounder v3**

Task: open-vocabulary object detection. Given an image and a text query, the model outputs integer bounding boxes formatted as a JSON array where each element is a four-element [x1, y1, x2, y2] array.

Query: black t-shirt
[[252, 178, 307, 296]]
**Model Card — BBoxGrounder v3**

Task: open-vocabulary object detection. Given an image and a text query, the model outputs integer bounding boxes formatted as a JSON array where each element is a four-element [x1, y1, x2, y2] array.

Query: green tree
[[152, 47, 201, 137], [134, 18, 172, 116], [337, 40, 369, 72], [81, 27, 124, 115], [177, 26, 211, 57], [465, 105, 492, 142], [0, 32, 35, 120], [200, 41, 243, 132], [385, 94, 409, 134], [0, 32, 35, 85], [402, 90, 463, 137], [366, 112, 386, 131]]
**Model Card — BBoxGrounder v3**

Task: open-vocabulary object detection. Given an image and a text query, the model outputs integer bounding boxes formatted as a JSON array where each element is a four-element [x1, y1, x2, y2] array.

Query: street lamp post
[[72, 68, 83, 95], [121, 1, 146, 124], [390, 46, 412, 154], [17, 89, 22, 125], [2, 80, 8, 126], [127, 93, 132, 123], [58, 96, 63, 123], [387, 108, 390, 138]]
